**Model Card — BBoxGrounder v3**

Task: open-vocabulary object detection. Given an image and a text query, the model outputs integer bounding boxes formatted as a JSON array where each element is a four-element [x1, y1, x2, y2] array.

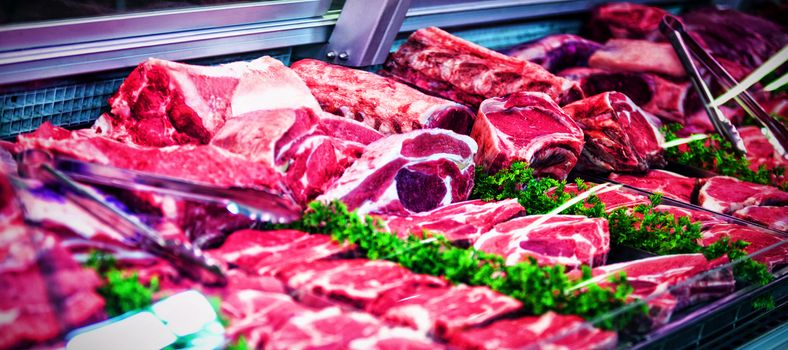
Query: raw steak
[[733, 206, 788, 232], [368, 284, 521, 338], [504, 34, 602, 73], [739, 126, 788, 172], [318, 129, 477, 215], [266, 307, 382, 350], [278, 259, 447, 309], [471, 91, 585, 179], [698, 176, 788, 213], [376, 199, 525, 243], [291, 59, 476, 135], [587, 2, 667, 42], [221, 290, 310, 349], [585, 254, 735, 328], [383, 27, 583, 108], [588, 39, 685, 78], [563, 91, 666, 173], [448, 312, 617, 350], [653, 205, 723, 229], [212, 229, 350, 276], [473, 215, 610, 268], [559, 67, 695, 123], [94, 56, 320, 147], [348, 328, 439, 350], [560, 184, 652, 213], [609, 170, 697, 203], [701, 224, 788, 271]]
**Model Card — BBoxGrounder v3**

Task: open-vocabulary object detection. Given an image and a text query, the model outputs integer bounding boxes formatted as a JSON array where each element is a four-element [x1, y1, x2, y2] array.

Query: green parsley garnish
[[84, 250, 160, 317]]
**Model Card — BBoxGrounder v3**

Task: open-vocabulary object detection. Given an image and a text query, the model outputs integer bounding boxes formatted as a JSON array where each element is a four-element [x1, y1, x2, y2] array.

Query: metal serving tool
[[659, 15, 748, 155]]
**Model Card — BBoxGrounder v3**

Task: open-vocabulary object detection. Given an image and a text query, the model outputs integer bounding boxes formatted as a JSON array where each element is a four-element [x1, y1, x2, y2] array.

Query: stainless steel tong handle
[[19, 149, 227, 285], [659, 15, 747, 155]]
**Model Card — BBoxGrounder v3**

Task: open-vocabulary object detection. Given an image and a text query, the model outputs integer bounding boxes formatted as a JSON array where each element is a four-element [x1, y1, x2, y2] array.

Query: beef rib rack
[[291, 59, 476, 135], [383, 27, 583, 108], [698, 176, 788, 213], [318, 129, 477, 215], [471, 91, 585, 179], [562, 91, 666, 173]]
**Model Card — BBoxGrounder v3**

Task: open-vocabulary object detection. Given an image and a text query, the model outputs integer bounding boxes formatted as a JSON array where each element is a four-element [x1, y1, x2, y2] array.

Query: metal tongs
[[660, 15, 788, 155], [16, 150, 298, 285]]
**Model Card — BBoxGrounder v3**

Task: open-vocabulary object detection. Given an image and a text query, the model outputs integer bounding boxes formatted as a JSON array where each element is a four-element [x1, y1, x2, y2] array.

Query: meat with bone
[[368, 284, 521, 339], [278, 259, 447, 309], [733, 206, 788, 232], [583, 254, 735, 328], [698, 176, 788, 214], [291, 59, 476, 135], [221, 290, 311, 349], [559, 67, 695, 123], [375, 199, 524, 243], [586, 2, 668, 42], [473, 215, 610, 268], [211, 229, 350, 276], [588, 39, 685, 78], [94, 56, 320, 147], [504, 34, 602, 73], [448, 311, 617, 350], [318, 129, 477, 215], [471, 91, 585, 179], [563, 91, 666, 173], [383, 27, 583, 108], [701, 224, 788, 271], [609, 170, 698, 203]]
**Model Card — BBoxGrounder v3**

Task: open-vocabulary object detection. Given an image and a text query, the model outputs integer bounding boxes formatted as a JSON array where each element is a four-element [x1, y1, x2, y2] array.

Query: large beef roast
[[563, 91, 666, 173], [383, 27, 583, 108], [291, 59, 475, 135], [471, 91, 585, 179]]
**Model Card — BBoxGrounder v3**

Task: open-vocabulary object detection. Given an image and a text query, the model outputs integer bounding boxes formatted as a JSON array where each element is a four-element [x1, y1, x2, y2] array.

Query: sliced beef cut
[[563, 91, 666, 173], [653, 205, 723, 229], [318, 129, 477, 215], [609, 170, 697, 203], [383, 27, 583, 108], [368, 284, 522, 338], [291, 59, 476, 135], [474, 215, 610, 268], [266, 307, 382, 350], [558, 184, 652, 213], [471, 91, 584, 179], [698, 176, 788, 214], [587, 2, 667, 42], [701, 224, 788, 271], [504, 34, 602, 73], [588, 39, 685, 78], [559, 67, 695, 123], [376, 199, 524, 243], [212, 229, 350, 276], [348, 328, 440, 350], [739, 126, 788, 172], [586, 254, 735, 328], [278, 259, 447, 309], [94, 56, 320, 147], [733, 206, 788, 232], [448, 311, 617, 350], [316, 114, 385, 145], [221, 290, 311, 349]]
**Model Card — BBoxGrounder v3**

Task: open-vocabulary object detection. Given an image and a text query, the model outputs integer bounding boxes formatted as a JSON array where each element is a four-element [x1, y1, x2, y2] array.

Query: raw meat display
[[318, 129, 477, 215], [586, 2, 668, 42], [383, 27, 584, 108], [701, 224, 788, 271], [563, 91, 666, 173], [94, 56, 321, 147], [504, 34, 602, 73], [739, 126, 788, 172], [698, 176, 788, 214], [473, 215, 610, 268], [368, 284, 522, 338], [448, 312, 617, 350], [376, 199, 525, 242], [560, 184, 652, 212], [733, 206, 788, 232], [471, 91, 585, 179], [588, 39, 685, 78], [347, 327, 439, 350], [265, 307, 376, 350], [609, 170, 698, 202], [278, 259, 447, 309], [222, 290, 311, 349], [653, 205, 723, 229], [559, 67, 695, 123], [585, 254, 735, 328], [212, 229, 350, 276], [291, 59, 476, 135]]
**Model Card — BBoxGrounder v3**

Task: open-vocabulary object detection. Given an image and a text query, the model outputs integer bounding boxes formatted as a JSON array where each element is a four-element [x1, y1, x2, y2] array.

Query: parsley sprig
[[84, 250, 160, 317]]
